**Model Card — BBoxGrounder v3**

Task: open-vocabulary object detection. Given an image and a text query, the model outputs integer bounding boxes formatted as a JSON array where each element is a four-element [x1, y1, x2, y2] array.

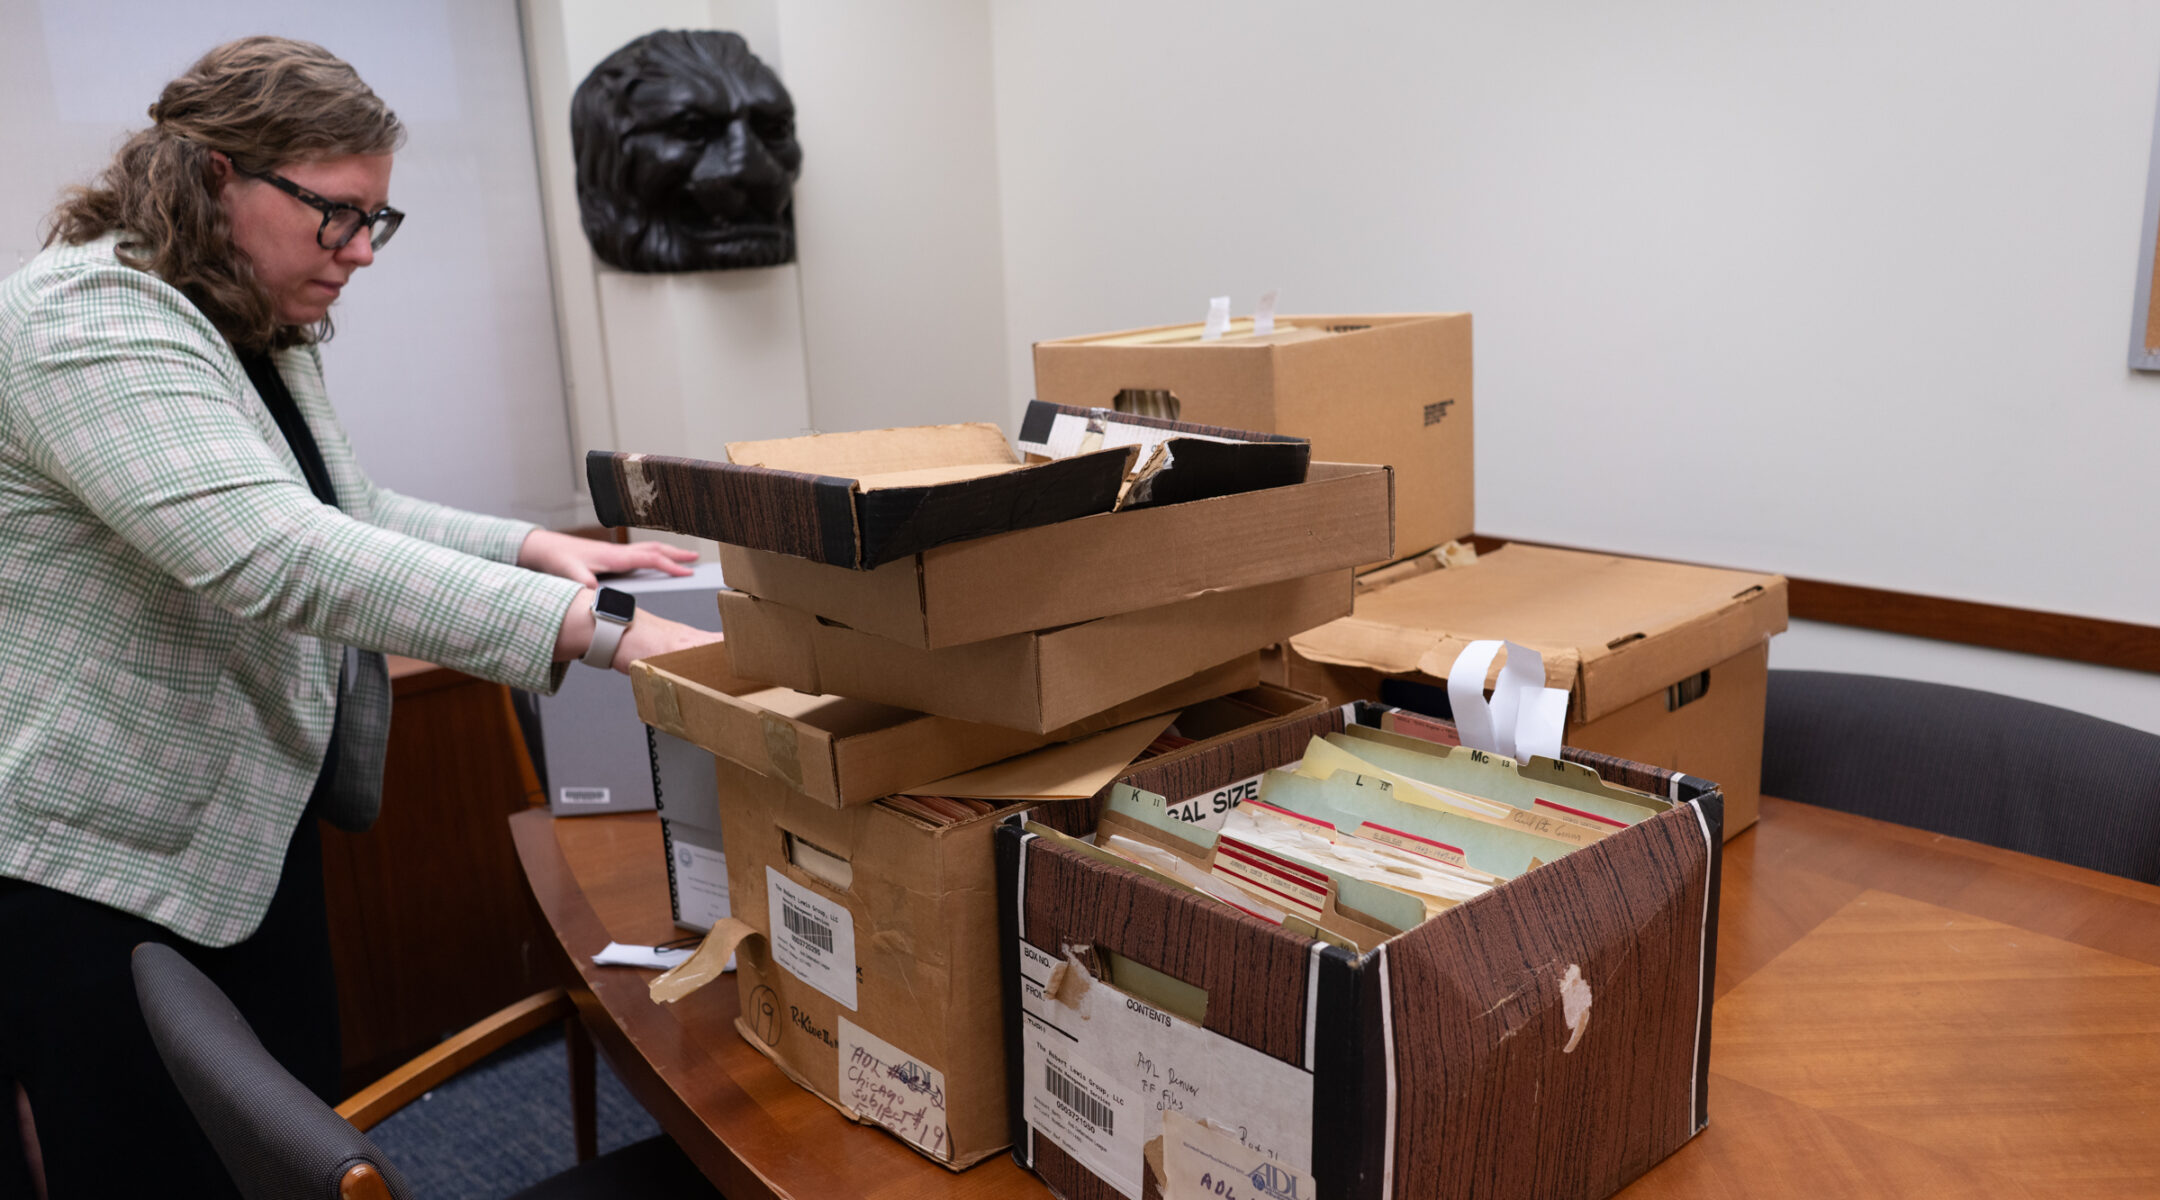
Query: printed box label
[[673, 840, 732, 930], [765, 866, 857, 1010], [1016, 941, 1312, 1200]]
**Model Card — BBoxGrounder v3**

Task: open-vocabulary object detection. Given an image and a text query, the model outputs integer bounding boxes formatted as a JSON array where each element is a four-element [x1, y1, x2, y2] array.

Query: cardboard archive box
[[1269, 543, 1787, 836], [687, 686, 1345, 1169], [587, 417, 1312, 572], [714, 459, 1392, 651], [1033, 313, 1470, 564], [997, 722, 1723, 1200], [718, 569, 1353, 733]]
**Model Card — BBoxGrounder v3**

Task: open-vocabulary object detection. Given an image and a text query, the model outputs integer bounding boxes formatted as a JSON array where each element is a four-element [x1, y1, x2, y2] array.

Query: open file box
[[997, 715, 1721, 1200]]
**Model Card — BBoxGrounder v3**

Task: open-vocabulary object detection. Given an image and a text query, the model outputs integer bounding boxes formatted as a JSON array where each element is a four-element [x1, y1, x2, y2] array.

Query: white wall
[[777, 0, 1011, 434], [988, 2, 2160, 730], [0, 0, 579, 526]]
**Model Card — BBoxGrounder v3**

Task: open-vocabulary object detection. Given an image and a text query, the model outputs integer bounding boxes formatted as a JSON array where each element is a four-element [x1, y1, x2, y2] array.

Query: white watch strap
[[583, 611, 630, 669]]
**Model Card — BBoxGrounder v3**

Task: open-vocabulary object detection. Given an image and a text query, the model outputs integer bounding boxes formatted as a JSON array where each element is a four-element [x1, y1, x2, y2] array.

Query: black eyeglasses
[[237, 166, 404, 252]]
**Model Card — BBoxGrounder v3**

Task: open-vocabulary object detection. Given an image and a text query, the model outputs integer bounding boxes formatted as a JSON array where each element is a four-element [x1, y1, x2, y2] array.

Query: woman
[[0, 37, 720, 1196]]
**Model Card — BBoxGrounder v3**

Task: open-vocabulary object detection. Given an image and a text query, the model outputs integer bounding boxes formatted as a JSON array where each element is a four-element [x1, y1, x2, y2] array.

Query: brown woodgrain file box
[[714, 460, 1393, 651], [692, 686, 1346, 1170], [1034, 313, 1471, 565], [718, 570, 1353, 733], [996, 737, 1722, 1200], [1269, 543, 1787, 836]]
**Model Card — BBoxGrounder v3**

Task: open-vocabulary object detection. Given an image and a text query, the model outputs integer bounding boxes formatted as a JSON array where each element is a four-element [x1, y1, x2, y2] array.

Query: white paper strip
[[1254, 288, 1280, 336], [1445, 640, 1505, 755], [1201, 295, 1232, 341], [1445, 640, 1569, 762]]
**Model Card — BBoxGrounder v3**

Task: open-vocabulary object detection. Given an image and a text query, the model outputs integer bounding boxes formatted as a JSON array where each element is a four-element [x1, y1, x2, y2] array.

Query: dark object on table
[[1762, 669, 2160, 883], [571, 30, 802, 273]]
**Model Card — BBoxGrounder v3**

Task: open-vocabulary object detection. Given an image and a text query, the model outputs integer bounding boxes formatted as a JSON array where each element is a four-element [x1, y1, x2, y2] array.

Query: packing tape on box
[[759, 712, 806, 790], [649, 917, 761, 1004], [1446, 640, 1568, 764]]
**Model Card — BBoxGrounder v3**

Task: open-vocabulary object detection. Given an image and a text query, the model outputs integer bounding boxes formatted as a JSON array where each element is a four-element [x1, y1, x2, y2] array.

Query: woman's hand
[[613, 612, 724, 674], [554, 588, 724, 674], [518, 528, 697, 587]]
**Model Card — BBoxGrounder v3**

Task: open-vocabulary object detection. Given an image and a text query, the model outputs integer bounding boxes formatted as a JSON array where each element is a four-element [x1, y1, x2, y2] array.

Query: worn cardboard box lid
[[720, 570, 1352, 733], [633, 643, 1280, 813], [587, 423, 1132, 569], [716, 460, 1392, 650], [1034, 313, 1471, 563], [589, 416, 1313, 571], [1290, 544, 1787, 725]]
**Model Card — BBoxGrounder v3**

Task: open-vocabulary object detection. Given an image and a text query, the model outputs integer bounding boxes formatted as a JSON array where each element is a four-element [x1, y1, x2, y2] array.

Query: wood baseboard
[[1468, 535, 2160, 676]]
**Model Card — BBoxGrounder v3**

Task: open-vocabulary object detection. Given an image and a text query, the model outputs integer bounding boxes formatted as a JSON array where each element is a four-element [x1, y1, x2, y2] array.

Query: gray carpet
[[364, 1028, 662, 1198]]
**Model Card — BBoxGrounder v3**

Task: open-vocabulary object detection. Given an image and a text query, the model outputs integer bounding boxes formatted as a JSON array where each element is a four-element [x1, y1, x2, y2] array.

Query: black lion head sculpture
[[570, 30, 803, 273]]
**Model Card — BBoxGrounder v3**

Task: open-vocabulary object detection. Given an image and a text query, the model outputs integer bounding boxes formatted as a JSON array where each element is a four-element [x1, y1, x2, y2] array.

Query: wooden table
[[511, 798, 2160, 1199]]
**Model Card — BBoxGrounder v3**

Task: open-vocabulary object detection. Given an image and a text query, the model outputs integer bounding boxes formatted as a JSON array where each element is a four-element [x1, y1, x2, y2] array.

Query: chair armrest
[[336, 988, 578, 1131]]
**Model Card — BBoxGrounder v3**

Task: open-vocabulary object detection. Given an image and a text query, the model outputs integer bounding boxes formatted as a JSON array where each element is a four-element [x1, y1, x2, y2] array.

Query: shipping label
[[765, 866, 858, 1010], [1016, 941, 1312, 1200]]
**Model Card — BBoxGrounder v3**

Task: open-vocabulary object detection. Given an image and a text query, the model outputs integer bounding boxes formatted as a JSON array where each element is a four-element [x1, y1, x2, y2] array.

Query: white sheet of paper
[[591, 941, 693, 969]]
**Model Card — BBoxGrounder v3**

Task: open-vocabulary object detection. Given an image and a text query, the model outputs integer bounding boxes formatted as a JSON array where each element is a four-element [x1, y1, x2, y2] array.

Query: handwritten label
[[1501, 806, 1604, 846], [1211, 838, 1328, 920], [1017, 941, 1312, 1200], [838, 1018, 950, 1160], [1163, 772, 1265, 831], [765, 866, 857, 1010], [1161, 1109, 1315, 1200], [673, 839, 733, 931], [1353, 821, 1467, 867]]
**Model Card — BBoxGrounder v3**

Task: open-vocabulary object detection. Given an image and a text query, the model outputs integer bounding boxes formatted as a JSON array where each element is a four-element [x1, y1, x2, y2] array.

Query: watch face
[[595, 586, 637, 622]]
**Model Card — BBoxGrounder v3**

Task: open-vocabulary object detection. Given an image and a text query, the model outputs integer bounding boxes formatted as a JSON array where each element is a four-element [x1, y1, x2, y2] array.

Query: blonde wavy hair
[[45, 36, 404, 352]]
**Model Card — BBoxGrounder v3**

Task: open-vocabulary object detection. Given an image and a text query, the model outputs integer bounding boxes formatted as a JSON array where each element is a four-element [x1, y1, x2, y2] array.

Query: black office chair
[[1762, 669, 2160, 883], [130, 943, 720, 1199]]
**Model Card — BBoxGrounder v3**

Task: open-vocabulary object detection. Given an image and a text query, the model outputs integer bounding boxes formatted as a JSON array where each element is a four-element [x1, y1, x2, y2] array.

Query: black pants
[[0, 818, 341, 1200]]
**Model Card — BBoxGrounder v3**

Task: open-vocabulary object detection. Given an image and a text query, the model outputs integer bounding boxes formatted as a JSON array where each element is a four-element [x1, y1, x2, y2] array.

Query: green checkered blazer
[[0, 234, 583, 946]]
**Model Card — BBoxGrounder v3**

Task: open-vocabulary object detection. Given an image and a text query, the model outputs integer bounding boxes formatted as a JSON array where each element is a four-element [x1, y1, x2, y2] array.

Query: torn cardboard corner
[[719, 569, 1351, 733], [899, 714, 1175, 800], [1013, 400, 1313, 510], [715, 460, 1391, 651], [1034, 312, 1472, 568]]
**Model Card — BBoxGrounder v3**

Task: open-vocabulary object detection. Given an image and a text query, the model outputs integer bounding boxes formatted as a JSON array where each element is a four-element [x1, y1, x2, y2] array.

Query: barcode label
[[781, 897, 833, 954], [765, 867, 858, 1010], [1046, 1064, 1115, 1135]]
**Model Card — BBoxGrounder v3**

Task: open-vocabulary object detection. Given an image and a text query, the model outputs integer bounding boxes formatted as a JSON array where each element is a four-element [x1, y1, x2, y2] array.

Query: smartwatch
[[581, 586, 637, 669]]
